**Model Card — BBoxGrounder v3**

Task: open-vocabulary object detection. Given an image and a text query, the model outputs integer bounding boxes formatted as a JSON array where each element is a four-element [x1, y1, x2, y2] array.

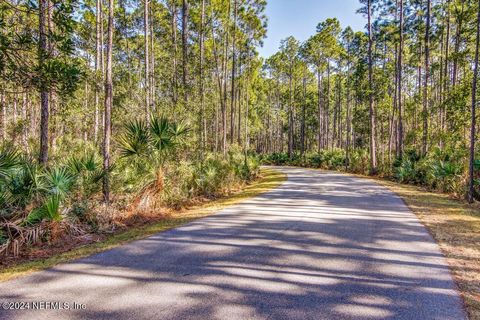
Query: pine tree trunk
[[422, 0, 431, 156], [346, 64, 352, 168], [288, 69, 293, 158], [301, 76, 306, 157], [144, 0, 150, 122], [49, 92, 57, 153], [230, 0, 237, 144], [181, 0, 189, 101], [367, 0, 377, 174], [237, 83, 242, 145], [199, 0, 206, 151], [221, 3, 230, 156], [439, 5, 445, 149], [468, 0, 480, 203], [47, 0, 59, 154], [171, 1, 178, 104], [244, 77, 250, 155], [317, 69, 322, 152], [326, 62, 330, 149], [210, 17, 224, 153], [103, 0, 114, 203], [12, 94, 17, 125], [334, 71, 341, 149], [452, 0, 465, 87], [30, 95, 36, 139], [22, 92, 27, 148], [94, 0, 102, 144], [83, 81, 89, 143], [397, 0, 404, 159], [150, 3, 155, 111], [215, 101, 219, 153], [38, 0, 49, 164], [443, 0, 450, 138]]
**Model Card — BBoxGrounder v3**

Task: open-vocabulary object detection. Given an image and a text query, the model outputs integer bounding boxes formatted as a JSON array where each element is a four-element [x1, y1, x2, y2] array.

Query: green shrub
[[0, 146, 20, 181], [67, 152, 106, 199], [70, 200, 89, 220], [323, 149, 346, 169], [427, 160, 464, 193], [306, 152, 325, 168], [0, 147, 87, 225], [162, 161, 195, 205], [227, 146, 260, 181], [394, 159, 417, 183], [191, 157, 226, 197], [393, 149, 427, 185], [114, 115, 191, 199], [118, 115, 190, 161], [348, 149, 369, 174], [263, 152, 290, 165], [24, 196, 61, 225], [3, 160, 44, 212]]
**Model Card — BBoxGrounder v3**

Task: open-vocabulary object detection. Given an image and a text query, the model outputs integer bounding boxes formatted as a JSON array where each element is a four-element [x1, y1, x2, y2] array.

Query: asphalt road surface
[[0, 167, 467, 320]]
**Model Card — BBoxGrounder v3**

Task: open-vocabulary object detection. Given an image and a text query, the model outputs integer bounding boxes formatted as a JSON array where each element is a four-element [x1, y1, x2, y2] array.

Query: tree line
[[258, 0, 480, 201]]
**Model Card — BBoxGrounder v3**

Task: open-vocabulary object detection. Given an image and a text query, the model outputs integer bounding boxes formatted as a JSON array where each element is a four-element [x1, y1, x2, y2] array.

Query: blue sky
[[258, 0, 367, 58]]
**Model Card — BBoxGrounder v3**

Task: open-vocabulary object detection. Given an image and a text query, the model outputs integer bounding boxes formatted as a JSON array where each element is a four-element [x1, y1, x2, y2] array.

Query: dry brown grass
[[372, 178, 480, 320], [0, 168, 286, 282]]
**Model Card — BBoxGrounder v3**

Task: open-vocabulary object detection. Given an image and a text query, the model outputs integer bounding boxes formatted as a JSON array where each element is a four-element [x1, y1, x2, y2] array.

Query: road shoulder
[[371, 178, 479, 320]]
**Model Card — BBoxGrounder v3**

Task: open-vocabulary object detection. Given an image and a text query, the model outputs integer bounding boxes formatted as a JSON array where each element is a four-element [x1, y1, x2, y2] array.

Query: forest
[[261, 0, 480, 203], [0, 0, 479, 257]]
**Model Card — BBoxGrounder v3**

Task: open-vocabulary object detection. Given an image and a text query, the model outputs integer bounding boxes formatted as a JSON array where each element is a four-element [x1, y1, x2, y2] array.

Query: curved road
[[0, 167, 466, 319]]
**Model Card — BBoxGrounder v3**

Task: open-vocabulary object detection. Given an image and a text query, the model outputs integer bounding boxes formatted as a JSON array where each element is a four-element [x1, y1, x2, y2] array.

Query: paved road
[[0, 167, 466, 320]]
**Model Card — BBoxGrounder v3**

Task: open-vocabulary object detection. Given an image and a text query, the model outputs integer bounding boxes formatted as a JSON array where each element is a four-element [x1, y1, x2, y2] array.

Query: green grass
[[0, 168, 287, 282]]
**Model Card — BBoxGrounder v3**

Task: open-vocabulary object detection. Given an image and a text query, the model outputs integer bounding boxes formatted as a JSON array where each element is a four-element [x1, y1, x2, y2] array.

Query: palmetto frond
[[83, 152, 99, 172], [0, 147, 20, 182], [67, 156, 84, 174], [150, 116, 174, 152], [118, 119, 150, 157], [169, 120, 190, 144], [43, 167, 76, 199], [67, 152, 101, 174], [8, 162, 45, 208], [118, 116, 190, 161], [25, 196, 61, 225]]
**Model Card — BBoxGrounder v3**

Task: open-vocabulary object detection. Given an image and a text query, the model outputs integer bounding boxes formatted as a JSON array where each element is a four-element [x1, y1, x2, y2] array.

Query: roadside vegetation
[[261, 147, 471, 198], [0, 116, 261, 258], [0, 168, 285, 281]]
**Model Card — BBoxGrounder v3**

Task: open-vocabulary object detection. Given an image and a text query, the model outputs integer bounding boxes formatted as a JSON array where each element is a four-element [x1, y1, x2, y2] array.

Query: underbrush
[[261, 149, 369, 174], [0, 116, 260, 259], [161, 151, 260, 207], [260, 146, 476, 199], [392, 147, 467, 196]]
